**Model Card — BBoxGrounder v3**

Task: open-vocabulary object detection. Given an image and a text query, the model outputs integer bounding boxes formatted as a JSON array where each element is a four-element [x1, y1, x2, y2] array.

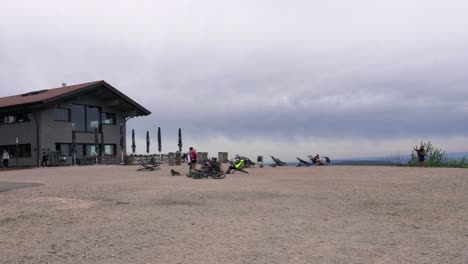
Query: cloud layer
[[1, 0, 468, 159]]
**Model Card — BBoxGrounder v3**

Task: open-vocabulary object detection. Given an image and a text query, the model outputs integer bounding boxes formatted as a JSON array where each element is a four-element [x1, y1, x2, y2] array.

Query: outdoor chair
[[296, 157, 312, 167], [235, 155, 255, 168], [271, 156, 287, 166], [308, 155, 327, 166], [257, 156, 264, 167], [226, 159, 248, 174], [308, 155, 316, 165], [137, 158, 161, 171]]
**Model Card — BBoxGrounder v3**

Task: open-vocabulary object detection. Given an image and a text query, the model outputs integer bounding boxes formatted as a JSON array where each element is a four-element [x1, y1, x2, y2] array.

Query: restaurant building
[[0, 80, 151, 166]]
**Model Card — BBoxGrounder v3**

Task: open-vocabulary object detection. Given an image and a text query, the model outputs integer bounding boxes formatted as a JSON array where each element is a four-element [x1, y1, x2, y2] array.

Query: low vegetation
[[408, 141, 467, 168]]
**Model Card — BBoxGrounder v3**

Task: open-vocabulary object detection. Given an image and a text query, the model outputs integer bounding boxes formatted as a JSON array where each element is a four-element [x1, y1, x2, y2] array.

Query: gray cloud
[[2, 0, 468, 158]]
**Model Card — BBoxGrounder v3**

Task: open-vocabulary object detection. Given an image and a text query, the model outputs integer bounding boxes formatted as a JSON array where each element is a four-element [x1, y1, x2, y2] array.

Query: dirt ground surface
[[0, 165, 467, 264]]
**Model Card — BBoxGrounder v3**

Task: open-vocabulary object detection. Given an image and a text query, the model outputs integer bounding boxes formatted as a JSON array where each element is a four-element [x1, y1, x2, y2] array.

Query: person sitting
[[226, 158, 247, 174], [313, 154, 323, 165], [208, 158, 221, 173]]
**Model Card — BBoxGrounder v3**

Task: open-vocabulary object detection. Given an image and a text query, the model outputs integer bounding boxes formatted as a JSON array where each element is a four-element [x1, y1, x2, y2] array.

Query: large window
[[56, 143, 70, 156], [86, 145, 99, 156], [87, 106, 100, 132], [104, 145, 116, 155], [0, 114, 30, 125], [56, 143, 83, 157], [54, 108, 70, 121], [70, 104, 102, 132], [0, 144, 32, 158], [71, 105, 86, 131], [75, 144, 84, 158], [56, 143, 116, 157]]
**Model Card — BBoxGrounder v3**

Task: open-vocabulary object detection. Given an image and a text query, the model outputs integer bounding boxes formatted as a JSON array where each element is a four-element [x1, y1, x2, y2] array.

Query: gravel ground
[[0, 165, 467, 264]]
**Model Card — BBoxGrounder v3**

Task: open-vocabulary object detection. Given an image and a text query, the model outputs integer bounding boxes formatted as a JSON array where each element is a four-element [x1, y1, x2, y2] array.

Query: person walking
[[189, 147, 198, 172], [414, 144, 426, 167], [2, 149, 10, 168]]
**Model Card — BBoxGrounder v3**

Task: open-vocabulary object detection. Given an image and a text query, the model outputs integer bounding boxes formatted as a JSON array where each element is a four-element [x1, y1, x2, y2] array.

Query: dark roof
[[0, 80, 151, 116]]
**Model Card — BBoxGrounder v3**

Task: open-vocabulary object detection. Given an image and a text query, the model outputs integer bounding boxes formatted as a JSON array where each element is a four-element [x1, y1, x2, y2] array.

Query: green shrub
[[445, 156, 467, 168], [408, 141, 467, 168], [409, 141, 445, 167]]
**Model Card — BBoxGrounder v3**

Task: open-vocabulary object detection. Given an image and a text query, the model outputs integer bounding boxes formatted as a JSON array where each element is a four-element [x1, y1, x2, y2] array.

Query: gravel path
[[0, 165, 467, 264]]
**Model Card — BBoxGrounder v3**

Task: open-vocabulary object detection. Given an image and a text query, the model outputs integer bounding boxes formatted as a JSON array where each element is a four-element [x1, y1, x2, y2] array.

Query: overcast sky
[[1, 0, 468, 160]]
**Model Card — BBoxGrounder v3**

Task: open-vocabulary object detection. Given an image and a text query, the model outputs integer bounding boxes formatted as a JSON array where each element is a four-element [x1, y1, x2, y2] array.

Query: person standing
[[2, 149, 9, 168], [414, 144, 426, 167], [41, 148, 49, 167], [189, 147, 198, 171]]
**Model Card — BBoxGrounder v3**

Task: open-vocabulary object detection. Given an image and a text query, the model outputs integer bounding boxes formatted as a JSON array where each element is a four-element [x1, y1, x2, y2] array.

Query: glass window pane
[[104, 145, 115, 155], [0, 114, 30, 125], [87, 106, 100, 132], [75, 144, 84, 158], [9, 145, 16, 157], [18, 144, 24, 157], [24, 144, 31, 157], [54, 109, 69, 121], [59, 144, 70, 156], [71, 105, 85, 131], [86, 145, 98, 156], [102, 113, 115, 125]]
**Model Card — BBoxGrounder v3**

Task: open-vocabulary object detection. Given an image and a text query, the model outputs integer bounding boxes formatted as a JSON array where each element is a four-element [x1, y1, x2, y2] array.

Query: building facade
[[0, 81, 151, 166]]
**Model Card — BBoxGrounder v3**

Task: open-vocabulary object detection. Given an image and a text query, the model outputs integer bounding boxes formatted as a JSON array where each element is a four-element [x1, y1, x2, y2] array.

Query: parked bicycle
[[186, 158, 225, 179]]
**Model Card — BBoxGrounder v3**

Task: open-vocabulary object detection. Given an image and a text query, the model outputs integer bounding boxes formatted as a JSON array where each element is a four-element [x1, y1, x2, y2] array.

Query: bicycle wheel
[[191, 171, 207, 179], [211, 171, 226, 179]]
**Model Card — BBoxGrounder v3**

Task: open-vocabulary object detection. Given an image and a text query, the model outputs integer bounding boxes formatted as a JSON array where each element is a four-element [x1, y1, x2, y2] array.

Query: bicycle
[[186, 158, 225, 179]]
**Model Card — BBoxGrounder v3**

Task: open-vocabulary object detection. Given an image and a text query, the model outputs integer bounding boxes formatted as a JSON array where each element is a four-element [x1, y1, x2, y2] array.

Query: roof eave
[[0, 81, 152, 117], [100, 82, 151, 116], [44, 81, 152, 116], [0, 102, 44, 114]]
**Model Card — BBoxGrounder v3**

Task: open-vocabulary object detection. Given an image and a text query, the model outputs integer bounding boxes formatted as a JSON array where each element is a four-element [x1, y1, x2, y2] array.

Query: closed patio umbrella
[[157, 127, 161, 153], [72, 129, 76, 165], [178, 128, 182, 152], [157, 127, 161, 161], [94, 127, 99, 152], [131, 129, 136, 154], [120, 124, 124, 150], [94, 127, 99, 164], [120, 124, 124, 163], [146, 131, 150, 154], [100, 124, 104, 162]]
